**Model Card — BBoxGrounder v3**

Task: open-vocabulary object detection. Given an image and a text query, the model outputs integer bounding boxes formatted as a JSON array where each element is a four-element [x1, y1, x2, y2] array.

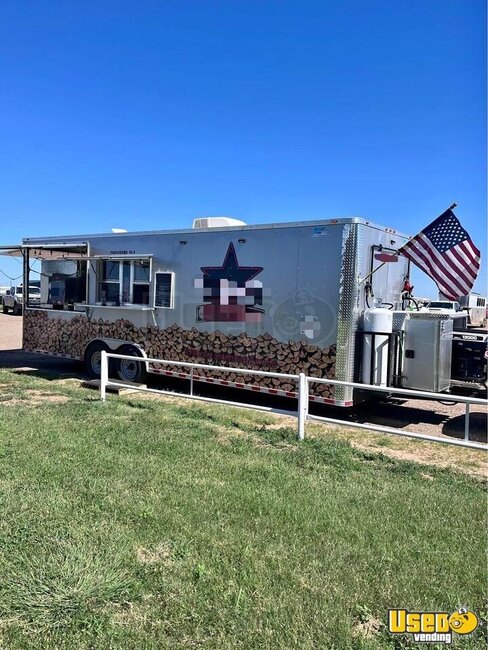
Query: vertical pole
[[23, 249, 29, 316], [190, 367, 194, 396], [297, 372, 308, 441], [464, 402, 470, 442], [370, 333, 376, 385], [100, 350, 108, 401]]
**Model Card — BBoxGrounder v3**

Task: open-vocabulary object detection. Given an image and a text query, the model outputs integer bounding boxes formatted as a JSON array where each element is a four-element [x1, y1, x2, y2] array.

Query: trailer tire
[[115, 345, 146, 383], [85, 341, 110, 379]]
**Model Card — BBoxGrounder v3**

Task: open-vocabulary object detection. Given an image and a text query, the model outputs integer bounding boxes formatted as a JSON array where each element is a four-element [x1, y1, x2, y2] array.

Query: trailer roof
[[21, 217, 409, 244]]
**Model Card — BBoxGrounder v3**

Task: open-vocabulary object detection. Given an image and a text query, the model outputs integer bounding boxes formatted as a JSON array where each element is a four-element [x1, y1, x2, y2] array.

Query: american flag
[[398, 209, 481, 300]]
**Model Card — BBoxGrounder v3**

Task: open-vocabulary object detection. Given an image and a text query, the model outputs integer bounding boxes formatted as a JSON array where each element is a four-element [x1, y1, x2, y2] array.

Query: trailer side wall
[[22, 220, 410, 405]]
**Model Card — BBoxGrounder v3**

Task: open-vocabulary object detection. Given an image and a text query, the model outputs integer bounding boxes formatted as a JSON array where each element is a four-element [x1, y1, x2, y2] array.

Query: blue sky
[[0, 0, 486, 297]]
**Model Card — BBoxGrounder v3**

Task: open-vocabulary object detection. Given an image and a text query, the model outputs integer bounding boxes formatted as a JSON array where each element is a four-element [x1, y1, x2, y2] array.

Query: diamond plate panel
[[335, 223, 360, 403]]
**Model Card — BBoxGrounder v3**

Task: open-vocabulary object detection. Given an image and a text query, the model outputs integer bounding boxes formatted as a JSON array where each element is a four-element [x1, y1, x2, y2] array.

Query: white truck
[[0, 286, 9, 305], [421, 300, 469, 329], [2, 285, 41, 315], [423, 300, 463, 312]]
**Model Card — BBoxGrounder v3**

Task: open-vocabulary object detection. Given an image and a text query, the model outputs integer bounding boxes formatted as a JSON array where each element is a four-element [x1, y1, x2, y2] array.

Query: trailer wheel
[[116, 345, 146, 383], [85, 341, 110, 379]]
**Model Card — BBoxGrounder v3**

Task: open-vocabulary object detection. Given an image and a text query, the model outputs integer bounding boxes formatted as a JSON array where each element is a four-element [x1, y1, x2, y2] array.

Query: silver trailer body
[[20, 218, 410, 406]]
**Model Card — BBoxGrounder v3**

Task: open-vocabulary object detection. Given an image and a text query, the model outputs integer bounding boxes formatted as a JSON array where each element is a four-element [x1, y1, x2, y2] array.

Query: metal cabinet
[[402, 317, 453, 392]]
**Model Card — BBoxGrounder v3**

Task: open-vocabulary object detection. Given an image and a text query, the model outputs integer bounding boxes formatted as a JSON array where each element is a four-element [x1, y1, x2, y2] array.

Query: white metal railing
[[99, 351, 488, 451]]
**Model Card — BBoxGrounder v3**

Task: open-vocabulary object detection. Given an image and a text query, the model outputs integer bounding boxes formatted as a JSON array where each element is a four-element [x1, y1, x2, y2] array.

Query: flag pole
[[358, 202, 458, 285], [359, 261, 387, 285]]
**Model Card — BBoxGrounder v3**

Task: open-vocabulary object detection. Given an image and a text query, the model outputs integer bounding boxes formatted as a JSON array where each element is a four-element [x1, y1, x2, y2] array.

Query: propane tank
[[361, 308, 393, 387]]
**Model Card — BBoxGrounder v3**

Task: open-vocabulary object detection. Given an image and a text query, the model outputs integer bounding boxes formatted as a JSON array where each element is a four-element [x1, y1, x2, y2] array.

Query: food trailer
[[3, 216, 481, 404]]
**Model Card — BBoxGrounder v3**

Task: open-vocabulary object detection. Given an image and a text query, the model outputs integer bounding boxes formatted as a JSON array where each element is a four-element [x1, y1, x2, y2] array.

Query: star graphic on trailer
[[200, 242, 263, 284]]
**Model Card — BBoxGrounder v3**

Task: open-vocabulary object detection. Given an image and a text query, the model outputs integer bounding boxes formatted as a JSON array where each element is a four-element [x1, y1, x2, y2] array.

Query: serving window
[[97, 259, 150, 306], [29, 259, 88, 310], [17, 243, 89, 311]]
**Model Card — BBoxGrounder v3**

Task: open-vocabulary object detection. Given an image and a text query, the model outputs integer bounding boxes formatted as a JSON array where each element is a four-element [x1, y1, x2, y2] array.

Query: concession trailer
[[2, 217, 484, 405]]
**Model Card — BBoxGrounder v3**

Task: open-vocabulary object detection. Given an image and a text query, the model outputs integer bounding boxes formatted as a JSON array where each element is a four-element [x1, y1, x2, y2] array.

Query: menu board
[[155, 272, 172, 308]]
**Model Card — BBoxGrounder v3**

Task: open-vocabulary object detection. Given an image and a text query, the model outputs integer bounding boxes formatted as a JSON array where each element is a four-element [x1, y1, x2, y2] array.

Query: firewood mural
[[24, 310, 336, 399]]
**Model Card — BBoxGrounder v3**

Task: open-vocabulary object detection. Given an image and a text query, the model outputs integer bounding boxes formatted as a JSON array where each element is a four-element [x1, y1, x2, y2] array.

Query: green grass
[[0, 369, 486, 649]]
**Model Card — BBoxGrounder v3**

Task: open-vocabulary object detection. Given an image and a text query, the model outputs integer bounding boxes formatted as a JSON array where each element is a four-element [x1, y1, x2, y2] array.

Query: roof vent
[[192, 217, 247, 229]]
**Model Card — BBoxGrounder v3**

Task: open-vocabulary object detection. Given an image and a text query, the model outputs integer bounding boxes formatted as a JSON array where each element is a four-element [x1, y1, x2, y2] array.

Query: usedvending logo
[[388, 607, 478, 644]]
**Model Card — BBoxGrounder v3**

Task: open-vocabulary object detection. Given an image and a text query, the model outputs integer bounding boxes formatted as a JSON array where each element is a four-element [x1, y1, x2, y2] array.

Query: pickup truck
[[0, 286, 9, 305], [2, 285, 41, 315], [422, 300, 463, 313], [422, 300, 488, 328]]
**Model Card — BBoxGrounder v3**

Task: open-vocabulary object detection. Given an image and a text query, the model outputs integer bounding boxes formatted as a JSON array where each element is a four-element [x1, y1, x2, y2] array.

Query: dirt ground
[[0, 312, 80, 373], [0, 310, 22, 349], [0, 312, 486, 446]]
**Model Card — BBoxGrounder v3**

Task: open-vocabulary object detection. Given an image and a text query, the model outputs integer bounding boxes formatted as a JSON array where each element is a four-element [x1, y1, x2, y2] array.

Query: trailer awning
[[23, 243, 88, 259], [0, 245, 23, 257], [0, 243, 89, 258]]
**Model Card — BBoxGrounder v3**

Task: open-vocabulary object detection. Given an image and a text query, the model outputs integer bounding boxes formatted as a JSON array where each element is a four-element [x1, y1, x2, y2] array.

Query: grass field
[[0, 367, 486, 649]]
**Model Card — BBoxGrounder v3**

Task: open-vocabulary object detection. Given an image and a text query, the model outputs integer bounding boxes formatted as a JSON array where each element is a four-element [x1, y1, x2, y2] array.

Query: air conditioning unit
[[192, 217, 247, 229]]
